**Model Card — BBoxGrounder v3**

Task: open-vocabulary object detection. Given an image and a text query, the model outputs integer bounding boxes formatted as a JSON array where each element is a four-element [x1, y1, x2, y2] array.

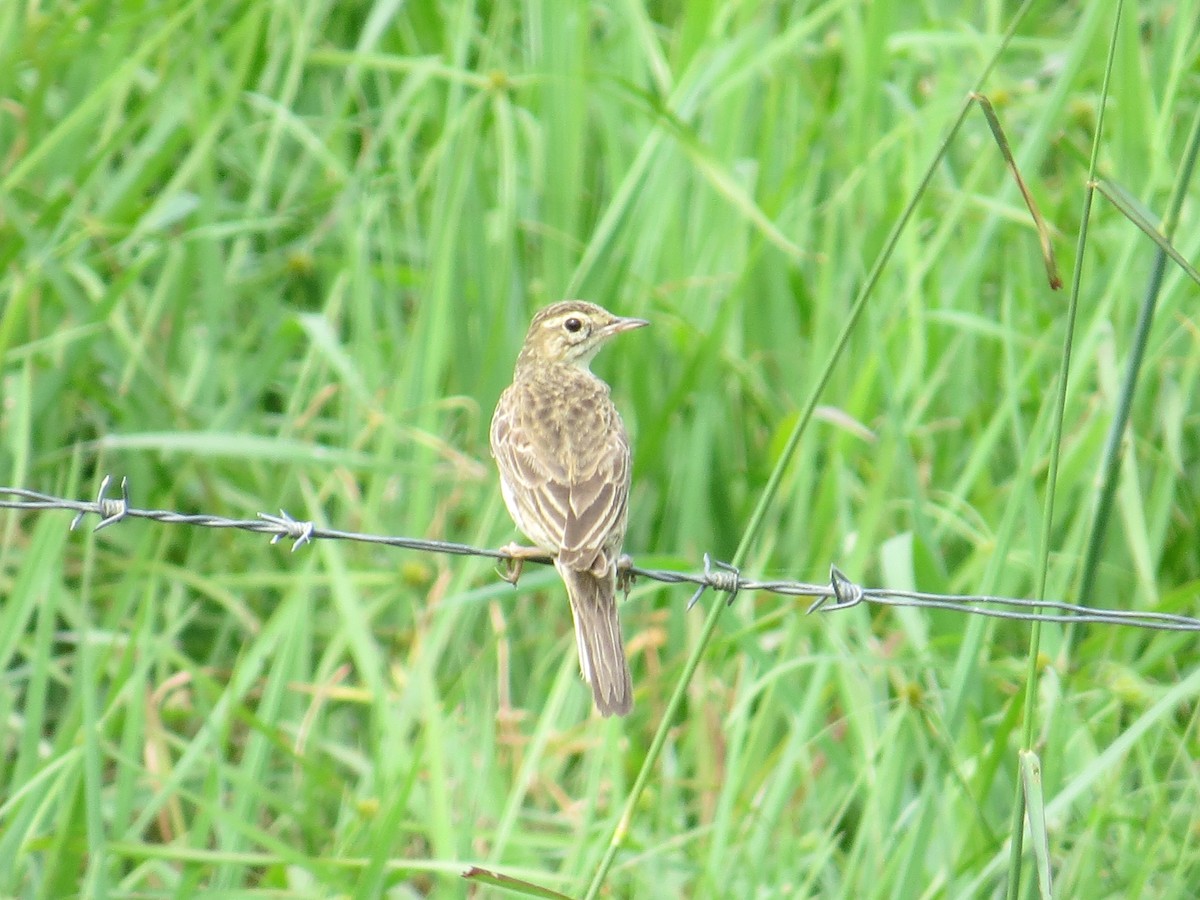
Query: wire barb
[[4, 478, 1200, 633], [69, 474, 132, 532], [257, 510, 315, 551], [808, 565, 865, 614], [686, 554, 742, 610]]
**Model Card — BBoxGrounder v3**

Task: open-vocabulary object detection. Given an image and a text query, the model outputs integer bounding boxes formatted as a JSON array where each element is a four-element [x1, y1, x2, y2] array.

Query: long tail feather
[[557, 562, 633, 716]]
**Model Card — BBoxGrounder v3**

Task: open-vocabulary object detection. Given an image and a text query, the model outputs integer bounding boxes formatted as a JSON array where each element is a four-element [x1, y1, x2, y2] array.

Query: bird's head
[[516, 300, 649, 372]]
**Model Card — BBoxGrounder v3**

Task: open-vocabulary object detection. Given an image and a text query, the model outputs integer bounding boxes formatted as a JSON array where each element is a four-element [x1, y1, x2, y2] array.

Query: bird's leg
[[498, 542, 549, 585], [616, 553, 636, 599]]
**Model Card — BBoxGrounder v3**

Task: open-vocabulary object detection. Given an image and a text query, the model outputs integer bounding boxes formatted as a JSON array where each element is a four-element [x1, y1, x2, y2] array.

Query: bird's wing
[[490, 387, 572, 551], [559, 420, 629, 576]]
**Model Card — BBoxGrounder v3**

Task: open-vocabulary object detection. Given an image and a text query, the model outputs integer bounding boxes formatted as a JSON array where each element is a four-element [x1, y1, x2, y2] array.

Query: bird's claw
[[616, 553, 635, 598], [498, 557, 524, 585], [497, 542, 546, 585]]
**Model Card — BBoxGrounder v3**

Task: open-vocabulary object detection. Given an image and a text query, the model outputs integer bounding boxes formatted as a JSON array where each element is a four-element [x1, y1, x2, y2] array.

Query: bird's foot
[[497, 542, 548, 585], [616, 553, 636, 598]]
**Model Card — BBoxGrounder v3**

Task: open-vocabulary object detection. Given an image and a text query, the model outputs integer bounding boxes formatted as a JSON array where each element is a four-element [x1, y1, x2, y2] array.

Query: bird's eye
[[564, 317, 583, 333]]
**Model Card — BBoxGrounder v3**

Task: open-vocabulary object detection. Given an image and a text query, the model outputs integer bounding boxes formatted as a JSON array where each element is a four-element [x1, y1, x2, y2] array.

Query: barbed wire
[[2, 476, 1198, 632]]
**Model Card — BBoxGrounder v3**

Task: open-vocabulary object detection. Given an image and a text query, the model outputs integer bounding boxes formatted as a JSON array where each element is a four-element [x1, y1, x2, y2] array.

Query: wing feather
[[491, 377, 631, 573], [559, 433, 629, 574]]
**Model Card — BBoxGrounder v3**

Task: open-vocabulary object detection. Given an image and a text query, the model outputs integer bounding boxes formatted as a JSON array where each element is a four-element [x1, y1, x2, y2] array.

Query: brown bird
[[490, 300, 648, 716]]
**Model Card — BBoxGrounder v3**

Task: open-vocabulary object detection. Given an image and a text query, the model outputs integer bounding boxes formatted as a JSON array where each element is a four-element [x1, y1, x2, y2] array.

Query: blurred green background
[[2, 0, 1199, 897]]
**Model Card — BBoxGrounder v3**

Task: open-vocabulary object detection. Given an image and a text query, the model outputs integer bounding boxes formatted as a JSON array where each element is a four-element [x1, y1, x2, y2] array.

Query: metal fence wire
[[2, 476, 1197, 632]]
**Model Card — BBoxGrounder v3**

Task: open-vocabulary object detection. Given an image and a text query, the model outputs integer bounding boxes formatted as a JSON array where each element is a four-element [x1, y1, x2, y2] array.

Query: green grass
[[2, 0, 1199, 897]]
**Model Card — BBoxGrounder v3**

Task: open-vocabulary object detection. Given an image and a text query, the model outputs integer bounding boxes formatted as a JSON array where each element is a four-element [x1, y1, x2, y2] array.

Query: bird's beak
[[606, 316, 650, 335]]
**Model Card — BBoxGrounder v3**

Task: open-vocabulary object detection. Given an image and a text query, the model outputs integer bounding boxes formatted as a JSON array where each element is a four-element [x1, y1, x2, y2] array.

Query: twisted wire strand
[[2, 478, 1197, 632]]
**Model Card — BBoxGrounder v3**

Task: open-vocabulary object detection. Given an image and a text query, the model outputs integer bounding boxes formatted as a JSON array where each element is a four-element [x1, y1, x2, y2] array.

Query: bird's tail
[[556, 561, 633, 717]]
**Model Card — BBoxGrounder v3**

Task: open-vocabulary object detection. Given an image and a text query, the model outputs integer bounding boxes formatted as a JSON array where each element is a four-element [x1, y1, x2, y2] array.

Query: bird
[[490, 300, 648, 716]]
